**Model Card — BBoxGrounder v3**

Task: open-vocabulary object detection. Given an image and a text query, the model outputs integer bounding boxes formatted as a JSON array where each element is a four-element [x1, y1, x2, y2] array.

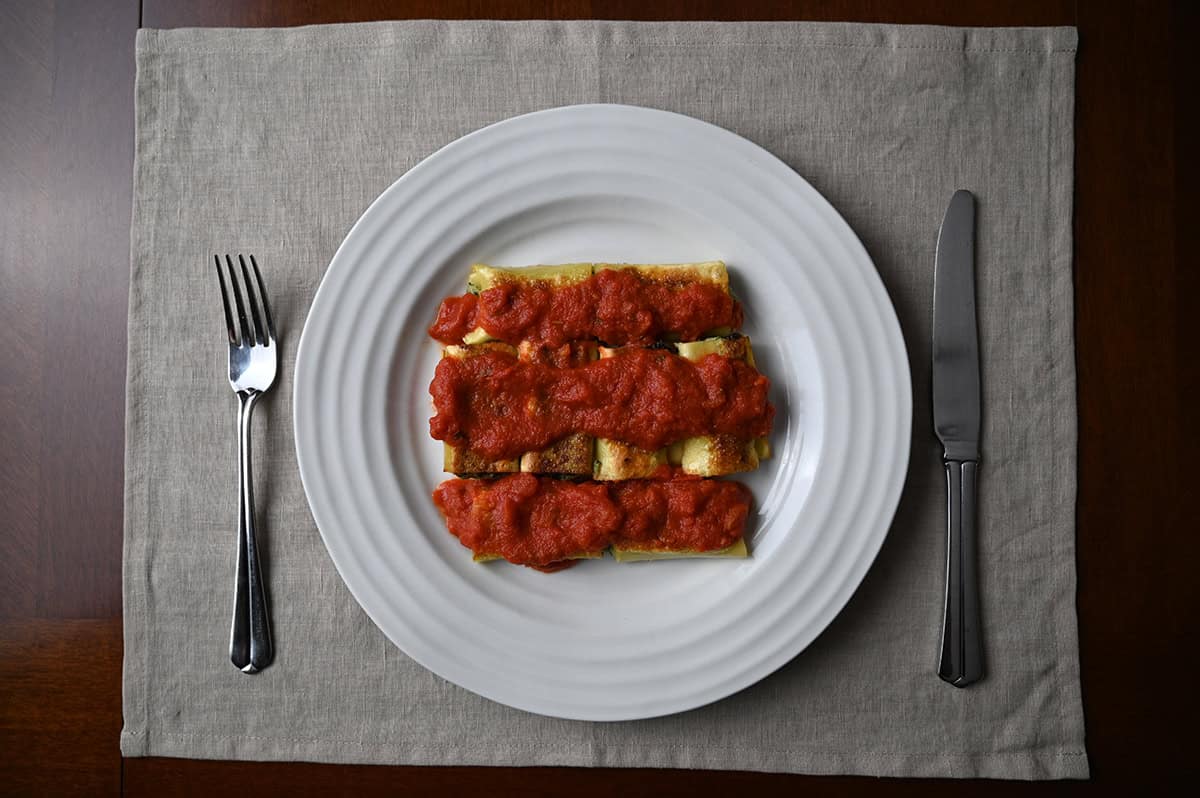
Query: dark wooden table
[[1, 0, 1192, 794]]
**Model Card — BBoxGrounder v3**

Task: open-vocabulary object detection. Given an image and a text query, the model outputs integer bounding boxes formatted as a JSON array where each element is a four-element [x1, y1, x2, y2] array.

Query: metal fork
[[214, 254, 277, 673]]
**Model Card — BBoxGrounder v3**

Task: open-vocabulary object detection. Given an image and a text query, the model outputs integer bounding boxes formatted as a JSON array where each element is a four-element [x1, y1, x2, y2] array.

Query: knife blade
[[932, 189, 984, 687]]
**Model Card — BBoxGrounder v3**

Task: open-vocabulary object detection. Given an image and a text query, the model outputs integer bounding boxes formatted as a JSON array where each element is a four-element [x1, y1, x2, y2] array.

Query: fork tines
[[214, 254, 275, 347]]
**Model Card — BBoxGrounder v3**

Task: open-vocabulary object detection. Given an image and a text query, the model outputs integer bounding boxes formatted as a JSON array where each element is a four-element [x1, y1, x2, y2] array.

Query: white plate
[[294, 104, 911, 721]]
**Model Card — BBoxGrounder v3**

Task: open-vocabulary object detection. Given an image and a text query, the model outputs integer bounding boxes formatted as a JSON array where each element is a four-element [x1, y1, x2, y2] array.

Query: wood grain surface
[[0, 0, 1192, 794]]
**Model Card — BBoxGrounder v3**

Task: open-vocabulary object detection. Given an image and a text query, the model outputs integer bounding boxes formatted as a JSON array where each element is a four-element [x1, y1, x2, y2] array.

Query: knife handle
[[938, 459, 984, 687]]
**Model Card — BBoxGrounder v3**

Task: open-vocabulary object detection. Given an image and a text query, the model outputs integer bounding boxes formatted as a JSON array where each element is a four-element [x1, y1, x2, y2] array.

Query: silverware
[[214, 254, 277, 673], [932, 190, 984, 687]]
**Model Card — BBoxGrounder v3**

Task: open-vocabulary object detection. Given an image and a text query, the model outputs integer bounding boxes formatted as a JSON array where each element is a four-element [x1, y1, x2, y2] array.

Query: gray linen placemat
[[121, 20, 1085, 779]]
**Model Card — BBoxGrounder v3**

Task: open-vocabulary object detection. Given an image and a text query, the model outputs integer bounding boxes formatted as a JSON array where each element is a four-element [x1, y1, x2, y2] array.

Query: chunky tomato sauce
[[429, 347, 773, 461], [428, 268, 743, 347], [433, 473, 751, 568]]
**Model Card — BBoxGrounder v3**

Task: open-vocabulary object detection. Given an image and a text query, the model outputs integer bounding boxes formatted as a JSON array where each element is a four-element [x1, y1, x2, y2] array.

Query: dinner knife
[[933, 189, 984, 687]]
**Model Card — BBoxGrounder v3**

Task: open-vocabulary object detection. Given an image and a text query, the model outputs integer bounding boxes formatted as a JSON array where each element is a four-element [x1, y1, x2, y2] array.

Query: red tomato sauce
[[427, 268, 743, 347], [432, 473, 751, 568], [429, 347, 774, 461]]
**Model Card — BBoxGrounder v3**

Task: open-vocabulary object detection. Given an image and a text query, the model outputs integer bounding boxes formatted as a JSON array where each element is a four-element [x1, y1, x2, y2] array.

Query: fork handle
[[231, 390, 273, 673]]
